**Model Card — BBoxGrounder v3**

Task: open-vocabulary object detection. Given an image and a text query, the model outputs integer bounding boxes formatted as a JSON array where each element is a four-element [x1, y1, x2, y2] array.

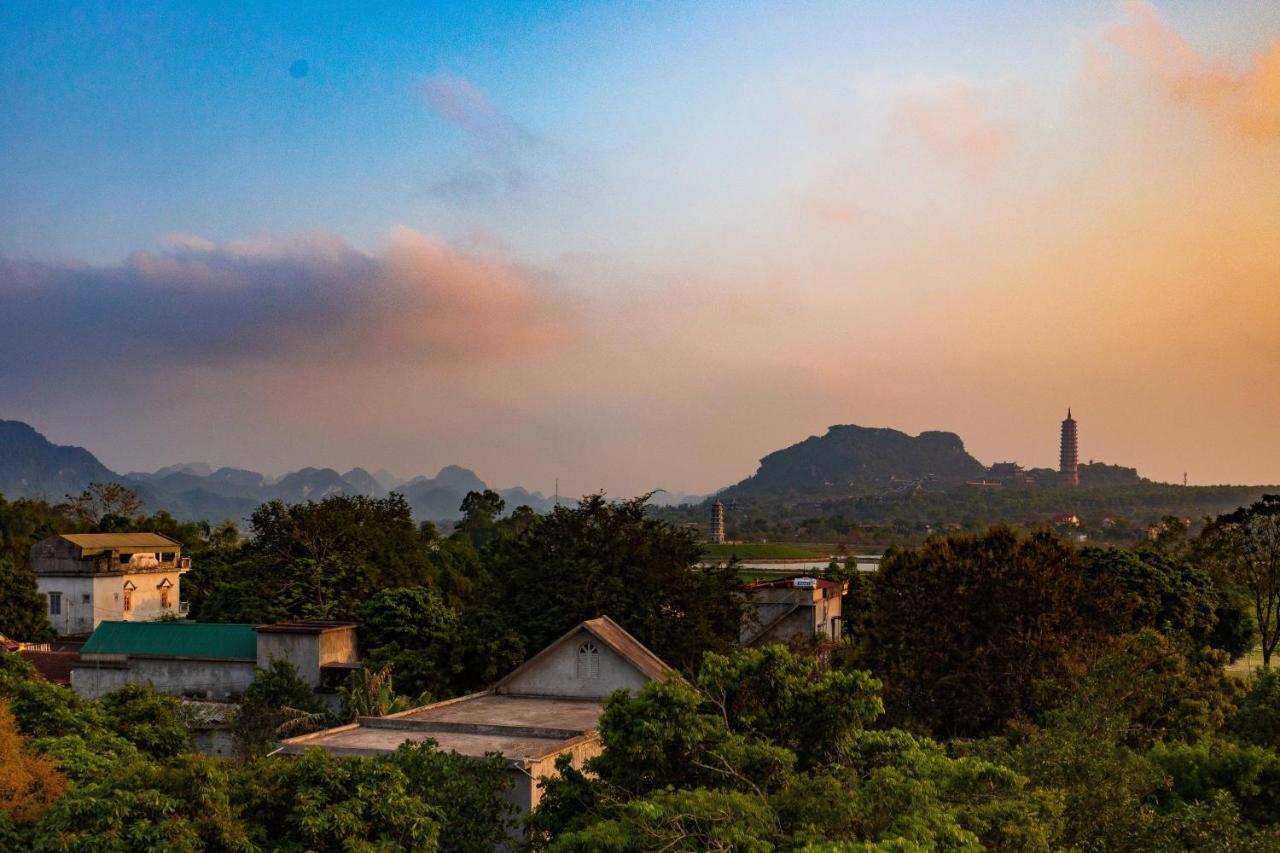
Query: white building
[[281, 616, 674, 820], [31, 533, 190, 637]]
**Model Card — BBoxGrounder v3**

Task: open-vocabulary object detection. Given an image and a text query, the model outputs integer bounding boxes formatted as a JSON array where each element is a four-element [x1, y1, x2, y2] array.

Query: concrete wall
[[121, 569, 181, 623], [37, 567, 183, 637], [499, 628, 649, 699], [742, 585, 843, 645], [527, 736, 602, 813], [257, 632, 321, 686], [37, 575, 96, 636], [71, 656, 255, 700], [318, 628, 359, 667]]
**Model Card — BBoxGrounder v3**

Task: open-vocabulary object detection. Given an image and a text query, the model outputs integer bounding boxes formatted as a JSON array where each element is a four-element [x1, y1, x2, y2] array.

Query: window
[[577, 641, 600, 679], [123, 590, 132, 612], [48, 592, 61, 615], [82, 594, 91, 603]]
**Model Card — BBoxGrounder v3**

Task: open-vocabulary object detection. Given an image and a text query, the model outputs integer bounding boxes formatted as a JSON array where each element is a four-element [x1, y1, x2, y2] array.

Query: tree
[[96, 683, 194, 759], [0, 701, 66, 827], [358, 587, 458, 697], [489, 494, 745, 670], [1081, 546, 1220, 648], [1202, 496, 1280, 668], [234, 659, 327, 757], [456, 489, 505, 549], [1230, 670, 1280, 751], [241, 748, 441, 851], [63, 482, 142, 530], [0, 556, 54, 642], [866, 527, 1123, 736]]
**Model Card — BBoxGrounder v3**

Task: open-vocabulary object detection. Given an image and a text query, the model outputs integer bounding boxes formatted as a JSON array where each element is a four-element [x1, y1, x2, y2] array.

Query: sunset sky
[[2, 1, 1279, 495]]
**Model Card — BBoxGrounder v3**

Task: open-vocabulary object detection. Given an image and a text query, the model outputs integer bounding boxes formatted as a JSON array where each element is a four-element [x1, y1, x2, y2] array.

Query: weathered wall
[[318, 627, 359, 666], [527, 736, 602, 813], [71, 656, 255, 700], [36, 575, 95, 636], [499, 629, 649, 699], [257, 632, 321, 686], [121, 570, 181, 622]]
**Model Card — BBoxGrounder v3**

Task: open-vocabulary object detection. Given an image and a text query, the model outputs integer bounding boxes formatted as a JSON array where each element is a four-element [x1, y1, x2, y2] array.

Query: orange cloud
[[1100, 0, 1280, 140]]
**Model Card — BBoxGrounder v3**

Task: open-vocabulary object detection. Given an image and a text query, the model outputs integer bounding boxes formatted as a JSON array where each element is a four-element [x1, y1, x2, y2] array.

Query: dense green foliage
[[0, 652, 516, 851], [6, 480, 1280, 849]]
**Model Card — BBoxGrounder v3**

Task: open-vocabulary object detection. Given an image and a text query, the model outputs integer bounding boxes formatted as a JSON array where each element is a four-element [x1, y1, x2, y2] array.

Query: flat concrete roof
[[395, 694, 604, 730], [283, 724, 591, 762], [281, 693, 605, 764]]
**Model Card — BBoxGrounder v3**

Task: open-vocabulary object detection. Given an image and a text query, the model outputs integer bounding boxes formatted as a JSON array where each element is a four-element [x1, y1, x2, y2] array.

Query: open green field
[[1226, 645, 1269, 679], [700, 542, 835, 561]]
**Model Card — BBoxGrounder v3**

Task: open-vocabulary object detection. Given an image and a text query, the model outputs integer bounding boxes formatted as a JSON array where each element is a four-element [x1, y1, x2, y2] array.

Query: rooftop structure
[[79, 620, 258, 659], [740, 575, 847, 646], [31, 532, 190, 636], [1059, 409, 1079, 487], [281, 615, 673, 819]]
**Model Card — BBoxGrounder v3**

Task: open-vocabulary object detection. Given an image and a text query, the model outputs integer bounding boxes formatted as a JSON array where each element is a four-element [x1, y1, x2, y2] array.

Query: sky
[[2, 1, 1279, 494]]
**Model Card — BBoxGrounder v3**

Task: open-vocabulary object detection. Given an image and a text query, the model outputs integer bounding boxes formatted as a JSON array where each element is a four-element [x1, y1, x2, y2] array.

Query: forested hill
[[726, 424, 987, 496], [0, 420, 116, 501], [0, 419, 554, 522]]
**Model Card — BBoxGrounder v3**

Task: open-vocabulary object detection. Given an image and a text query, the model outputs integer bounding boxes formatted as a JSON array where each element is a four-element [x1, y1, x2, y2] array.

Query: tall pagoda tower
[[1059, 409, 1079, 487], [709, 500, 726, 544]]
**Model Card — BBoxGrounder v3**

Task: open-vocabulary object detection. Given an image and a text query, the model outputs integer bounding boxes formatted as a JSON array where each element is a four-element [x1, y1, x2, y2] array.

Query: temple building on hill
[[1059, 409, 1079, 487]]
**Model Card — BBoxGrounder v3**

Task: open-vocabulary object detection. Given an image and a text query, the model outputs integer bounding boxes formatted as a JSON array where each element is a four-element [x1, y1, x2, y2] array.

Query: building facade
[[31, 533, 189, 637], [1059, 409, 1079, 487], [740, 575, 847, 646], [70, 619, 361, 702]]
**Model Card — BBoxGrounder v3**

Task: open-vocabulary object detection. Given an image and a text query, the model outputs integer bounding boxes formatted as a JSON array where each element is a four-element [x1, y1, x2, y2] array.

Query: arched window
[[577, 641, 600, 679]]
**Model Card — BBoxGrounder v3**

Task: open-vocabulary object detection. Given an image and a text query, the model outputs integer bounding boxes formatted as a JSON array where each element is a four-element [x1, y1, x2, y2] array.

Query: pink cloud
[[1100, 0, 1280, 140], [0, 228, 571, 378], [892, 79, 1020, 173]]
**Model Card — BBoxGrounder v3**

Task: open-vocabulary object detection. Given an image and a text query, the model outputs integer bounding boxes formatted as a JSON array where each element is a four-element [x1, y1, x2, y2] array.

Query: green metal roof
[[80, 621, 257, 659]]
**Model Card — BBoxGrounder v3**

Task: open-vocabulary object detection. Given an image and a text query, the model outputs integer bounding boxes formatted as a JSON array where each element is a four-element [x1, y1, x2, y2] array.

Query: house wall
[[498, 628, 649, 699], [742, 585, 844, 645], [37, 576, 96, 636], [256, 632, 324, 686], [71, 656, 256, 700], [526, 736, 602, 813], [121, 569, 181, 623], [318, 627, 359, 666], [37, 571, 182, 637]]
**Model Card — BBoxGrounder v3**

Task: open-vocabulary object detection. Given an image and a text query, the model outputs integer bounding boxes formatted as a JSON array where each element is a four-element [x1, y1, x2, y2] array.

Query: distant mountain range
[[0, 419, 561, 522]]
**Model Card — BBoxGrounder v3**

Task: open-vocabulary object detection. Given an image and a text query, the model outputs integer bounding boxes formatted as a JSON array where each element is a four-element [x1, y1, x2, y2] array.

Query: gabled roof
[[493, 615, 673, 691], [58, 533, 181, 556], [80, 621, 257, 659]]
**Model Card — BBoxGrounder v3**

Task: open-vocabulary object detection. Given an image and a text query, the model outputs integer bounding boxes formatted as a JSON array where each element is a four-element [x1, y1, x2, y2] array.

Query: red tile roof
[[20, 650, 77, 686]]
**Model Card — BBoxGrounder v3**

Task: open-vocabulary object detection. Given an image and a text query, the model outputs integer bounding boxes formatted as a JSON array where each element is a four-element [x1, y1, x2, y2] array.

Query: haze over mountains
[[0, 419, 563, 522], [0, 418, 1166, 524]]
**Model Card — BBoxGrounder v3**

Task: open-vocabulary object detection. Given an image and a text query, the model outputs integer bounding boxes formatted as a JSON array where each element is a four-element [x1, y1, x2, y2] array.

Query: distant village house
[[31, 533, 189, 637], [740, 575, 847, 646], [280, 616, 673, 820]]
